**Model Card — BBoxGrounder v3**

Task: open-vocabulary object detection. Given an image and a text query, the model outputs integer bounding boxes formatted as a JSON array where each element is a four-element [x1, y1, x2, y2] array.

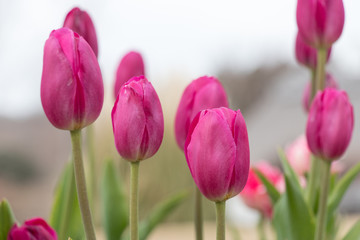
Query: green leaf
[[278, 148, 302, 191], [49, 162, 84, 240], [254, 169, 281, 204], [273, 175, 315, 240], [343, 220, 360, 240], [328, 162, 360, 215], [0, 199, 16, 240], [101, 158, 128, 240]]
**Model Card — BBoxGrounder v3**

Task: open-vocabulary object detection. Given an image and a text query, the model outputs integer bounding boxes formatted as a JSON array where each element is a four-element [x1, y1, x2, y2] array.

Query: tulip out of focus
[[296, 0, 345, 48], [295, 32, 331, 70], [114, 51, 145, 98], [240, 161, 282, 218], [285, 135, 311, 176], [184, 107, 249, 202], [175, 76, 229, 150], [63, 7, 98, 57], [306, 89, 354, 161], [302, 73, 338, 112], [7, 218, 57, 240], [112, 76, 164, 161], [41, 28, 104, 130]]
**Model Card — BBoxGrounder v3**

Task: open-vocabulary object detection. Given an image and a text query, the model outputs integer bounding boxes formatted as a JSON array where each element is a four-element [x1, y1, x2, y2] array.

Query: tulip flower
[[241, 161, 282, 218], [8, 218, 57, 240], [175, 76, 229, 150], [114, 51, 145, 98], [306, 89, 353, 161], [302, 73, 338, 112], [295, 32, 331, 70], [63, 7, 98, 57], [296, 0, 345, 48], [41, 27, 104, 131], [285, 135, 311, 176]]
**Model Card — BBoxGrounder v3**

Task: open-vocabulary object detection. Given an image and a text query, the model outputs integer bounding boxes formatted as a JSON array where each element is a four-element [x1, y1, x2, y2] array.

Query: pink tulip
[[41, 28, 103, 130], [184, 107, 249, 202], [302, 73, 338, 112], [295, 32, 331, 69], [296, 0, 345, 48], [63, 7, 98, 57], [240, 162, 282, 218], [8, 218, 57, 240], [112, 76, 164, 161], [114, 51, 145, 98], [175, 76, 229, 150], [285, 135, 311, 175], [306, 89, 353, 161]]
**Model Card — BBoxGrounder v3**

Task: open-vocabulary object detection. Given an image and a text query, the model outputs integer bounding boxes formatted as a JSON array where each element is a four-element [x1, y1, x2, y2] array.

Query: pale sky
[[0, 0, 359, 118]]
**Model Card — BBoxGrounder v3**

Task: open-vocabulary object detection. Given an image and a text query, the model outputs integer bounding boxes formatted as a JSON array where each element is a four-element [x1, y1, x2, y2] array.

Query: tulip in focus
[[41, 28, 104, 130], [63, 7, 98, 57], [114, 51, 145, 98], [296, 0, 345, 48], [112, 76, 164, 161], [240, 162, 282, 218], [175, 76, 229, 150], [184, 107, 249, 202], [8, 218, 57, 240], [295, 32, 331, 70], [302, 73, 338, 112], [306, 89, 354, 161]]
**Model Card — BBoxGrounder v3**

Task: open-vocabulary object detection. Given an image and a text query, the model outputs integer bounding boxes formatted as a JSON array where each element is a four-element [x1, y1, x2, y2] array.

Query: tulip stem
[[70, 129, 96, 240], [86, 125, 97, 220], [315, 160, 331, 240], [194, 186, 203, 240], [310, 69, 316, 102], [306, 155, 320, 210], [258, 215, 266, 240], [215, 200, 226, 240], [130, 161, 140, 240], [315, 47, 327, 91]]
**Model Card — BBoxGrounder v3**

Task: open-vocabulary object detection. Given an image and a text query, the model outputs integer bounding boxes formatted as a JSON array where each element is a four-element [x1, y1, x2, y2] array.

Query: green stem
[[257, 214, 266, 240], [315, 48, 327, 91], [130, 161, 140, 240], [86, 125, 96, 218], [194, 186, 203, 240], [310, 69, 316, 102], [70, 130, 96, 240], [306, 155, 320, 211], [215, 201, 226, 240], [315, 160, 331, 240], [58, 164, 75, 240]]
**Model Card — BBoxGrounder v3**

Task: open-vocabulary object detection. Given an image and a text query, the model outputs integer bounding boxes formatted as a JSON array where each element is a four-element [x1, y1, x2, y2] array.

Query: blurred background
[[1, 0, 360, 238]]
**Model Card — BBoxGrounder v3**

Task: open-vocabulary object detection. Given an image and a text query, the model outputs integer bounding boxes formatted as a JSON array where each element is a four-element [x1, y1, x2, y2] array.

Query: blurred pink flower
[[285, 135, 311, 176], [8, 218, 57, 240]]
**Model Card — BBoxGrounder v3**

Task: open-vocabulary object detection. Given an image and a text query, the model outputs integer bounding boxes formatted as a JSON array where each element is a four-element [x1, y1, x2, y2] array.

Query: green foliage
[[101, 158, 128, 240], [49, 162, 84, 240], [343, 220, 360, 240], [253, 169, 280, 204], [0, 199, 16, 240]]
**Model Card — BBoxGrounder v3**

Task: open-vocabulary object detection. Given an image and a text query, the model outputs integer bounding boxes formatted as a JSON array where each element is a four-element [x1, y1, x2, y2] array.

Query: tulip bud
[[285, 135, 311, 175], [63, 7, 98, 57], [114, 51, 145, 98], [302, 73, 338, 112], [112, 76, 164, 161], [8, 218, 57, 240], [184, 107, 249, 202], [306, 89, 353, 161], [295, 32, 331, 69], [175, 76, 229, 150], [296, 0, 345, 48], [240, 161, 282, 218], [41, 28, 103, 131]]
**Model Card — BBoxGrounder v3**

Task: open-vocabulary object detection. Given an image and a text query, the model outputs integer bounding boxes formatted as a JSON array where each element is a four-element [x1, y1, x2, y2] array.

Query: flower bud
[[8, 218, 57, 240], [41, 28, 104, 130], [296, 0, 345, 48], [184, 107, 249, 202], [306, 89, 353, 161], [175, 76, 229, 150], [285, 135, 311, 175], [114, 51, 145, 98], [112, 76, 164, 161], [63, 7, 98, 57], [295, 32, 331, 69], [302, 73, 338, 112], [240, 161, 282, 218]]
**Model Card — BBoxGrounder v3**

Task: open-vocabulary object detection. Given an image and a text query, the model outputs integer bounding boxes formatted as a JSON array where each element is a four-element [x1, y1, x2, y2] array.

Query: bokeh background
[[1, 0, 360, 238]]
